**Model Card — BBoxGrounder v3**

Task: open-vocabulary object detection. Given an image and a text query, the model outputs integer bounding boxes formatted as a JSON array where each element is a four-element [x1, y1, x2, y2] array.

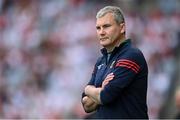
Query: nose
[[98, 28, 106, 36]]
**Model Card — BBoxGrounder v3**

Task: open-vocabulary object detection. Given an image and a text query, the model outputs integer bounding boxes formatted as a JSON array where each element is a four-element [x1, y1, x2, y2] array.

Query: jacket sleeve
[[82, 57, 101, 98], [100, 49, 146, 105], [87, 57, 101, 85]]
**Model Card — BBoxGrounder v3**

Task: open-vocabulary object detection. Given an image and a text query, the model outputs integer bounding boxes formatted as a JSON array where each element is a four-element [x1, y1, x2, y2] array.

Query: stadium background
[[0, 0, 179, 119]]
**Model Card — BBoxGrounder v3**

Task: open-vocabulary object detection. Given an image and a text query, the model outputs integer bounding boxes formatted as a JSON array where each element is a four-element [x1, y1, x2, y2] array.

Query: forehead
[[96, 13, 116, 26]]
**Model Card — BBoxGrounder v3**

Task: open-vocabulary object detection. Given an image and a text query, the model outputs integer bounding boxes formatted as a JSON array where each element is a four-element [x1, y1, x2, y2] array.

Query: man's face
[[96, 13, 124, 48]]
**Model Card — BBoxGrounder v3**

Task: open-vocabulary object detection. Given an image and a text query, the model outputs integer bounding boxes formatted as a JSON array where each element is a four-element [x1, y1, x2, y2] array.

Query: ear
[[120, 23, 125, 34]]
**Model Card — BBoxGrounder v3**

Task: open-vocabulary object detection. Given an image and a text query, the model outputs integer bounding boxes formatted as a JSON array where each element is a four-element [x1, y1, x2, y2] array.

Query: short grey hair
[[96, 6, 125, 24]]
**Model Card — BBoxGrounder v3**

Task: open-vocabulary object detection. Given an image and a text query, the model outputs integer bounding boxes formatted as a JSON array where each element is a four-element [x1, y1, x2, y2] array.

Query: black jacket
[[83, 39, 148, 119]]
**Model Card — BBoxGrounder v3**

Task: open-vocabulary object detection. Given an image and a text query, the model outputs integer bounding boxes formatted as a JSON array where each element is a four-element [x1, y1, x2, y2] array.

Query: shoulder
[[123, 47, 145, 62], [116, 47, 147, 71]]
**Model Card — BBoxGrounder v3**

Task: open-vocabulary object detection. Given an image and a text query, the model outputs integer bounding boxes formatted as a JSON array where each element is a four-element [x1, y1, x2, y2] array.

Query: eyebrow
[[96, 23, 112, 29]]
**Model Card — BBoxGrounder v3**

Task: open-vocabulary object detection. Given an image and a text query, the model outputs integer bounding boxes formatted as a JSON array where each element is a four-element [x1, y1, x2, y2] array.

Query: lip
[[100, 37, 109, 40]]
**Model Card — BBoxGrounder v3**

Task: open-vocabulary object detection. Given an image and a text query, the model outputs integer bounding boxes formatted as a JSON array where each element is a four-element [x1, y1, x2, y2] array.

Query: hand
[[82, 96, 98, 113], [84, 85, 102, 104], [84, 85, 95, 95], [82, 96, 95, 107], [102, 73, 114, 89]]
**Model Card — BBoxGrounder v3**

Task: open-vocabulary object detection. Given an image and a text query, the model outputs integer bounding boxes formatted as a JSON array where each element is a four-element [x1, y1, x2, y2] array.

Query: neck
[[106, 37, 126, 53]]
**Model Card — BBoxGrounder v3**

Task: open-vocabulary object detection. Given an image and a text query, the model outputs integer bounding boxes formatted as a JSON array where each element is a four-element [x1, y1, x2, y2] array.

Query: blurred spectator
[[175, 88, 180, 119]]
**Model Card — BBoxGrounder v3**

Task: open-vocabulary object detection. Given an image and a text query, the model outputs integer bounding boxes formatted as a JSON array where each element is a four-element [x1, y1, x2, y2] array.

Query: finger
[[109, 72, 114, 75], [83, 96, 94, 106], [103, 81, 109, 86], [107, 73, 114, 77], [102, 82, 109, 88], [104, 78, 113, 82], [105, 75, 114, 80], [103, 78, 112, 84], [103, 80, 109, 84], [85, 101, 94, 107], [107, 74, 114, 77], [105, 76, 114, 80], [103, 78, 114, 85], [105, 76, 114, 81], [106, 74, 114, 78], [106, 73, 113, 78], [82, 97, 88, 104]]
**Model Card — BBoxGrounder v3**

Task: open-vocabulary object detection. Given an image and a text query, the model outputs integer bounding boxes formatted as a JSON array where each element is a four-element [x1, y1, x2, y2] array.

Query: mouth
[[100, 37, 109, 41]]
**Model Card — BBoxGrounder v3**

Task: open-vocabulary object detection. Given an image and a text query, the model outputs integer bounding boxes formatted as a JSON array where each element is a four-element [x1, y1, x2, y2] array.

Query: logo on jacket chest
[[97, 64, 104, 70], [97, 60, 116, 70]]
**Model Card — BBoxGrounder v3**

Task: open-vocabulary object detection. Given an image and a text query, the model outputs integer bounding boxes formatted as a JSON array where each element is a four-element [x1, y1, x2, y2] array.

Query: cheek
[[97, 33, 101, 38], [109, 29, 119, 39]]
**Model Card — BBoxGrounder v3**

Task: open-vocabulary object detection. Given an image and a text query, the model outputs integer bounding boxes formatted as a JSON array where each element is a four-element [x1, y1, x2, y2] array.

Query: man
[[81, 6, 148, 119]]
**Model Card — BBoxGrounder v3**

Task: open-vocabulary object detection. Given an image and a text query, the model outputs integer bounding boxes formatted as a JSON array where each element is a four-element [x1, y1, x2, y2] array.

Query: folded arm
[[84, 73, 114, 105], [84, 85, 102, 104]]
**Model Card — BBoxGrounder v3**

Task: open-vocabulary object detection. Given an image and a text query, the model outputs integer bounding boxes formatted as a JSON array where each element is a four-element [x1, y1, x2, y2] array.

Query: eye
[[96, 26, 100, 30], [103, 24, 111, 28]]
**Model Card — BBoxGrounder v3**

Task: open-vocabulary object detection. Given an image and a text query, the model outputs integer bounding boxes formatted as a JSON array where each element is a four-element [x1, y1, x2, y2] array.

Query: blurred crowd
[[0, 0, 179, 119]]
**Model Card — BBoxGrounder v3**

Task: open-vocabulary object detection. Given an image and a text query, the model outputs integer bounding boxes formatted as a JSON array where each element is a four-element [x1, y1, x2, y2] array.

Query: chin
[[100, 41, 111, 47]]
